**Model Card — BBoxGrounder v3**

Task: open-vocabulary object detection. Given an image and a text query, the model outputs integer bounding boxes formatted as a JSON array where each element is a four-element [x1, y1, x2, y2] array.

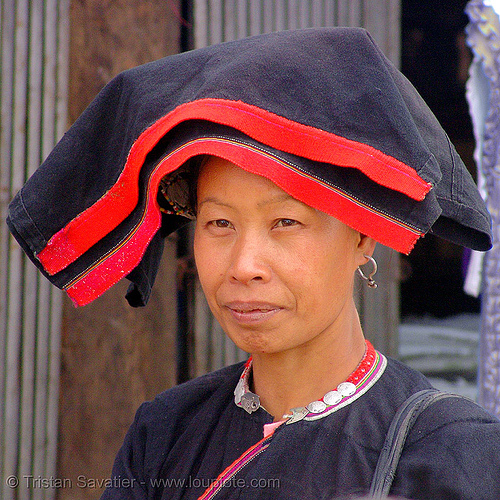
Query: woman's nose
[[229, 235, 272, 284]]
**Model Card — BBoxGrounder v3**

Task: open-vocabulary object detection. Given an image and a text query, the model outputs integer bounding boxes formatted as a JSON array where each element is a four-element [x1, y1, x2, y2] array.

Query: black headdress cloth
[[7, 27, 492, 307]]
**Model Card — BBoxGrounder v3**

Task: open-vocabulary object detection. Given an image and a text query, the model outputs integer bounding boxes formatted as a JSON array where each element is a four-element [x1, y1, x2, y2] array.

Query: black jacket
[[100, 357, 500, 500]]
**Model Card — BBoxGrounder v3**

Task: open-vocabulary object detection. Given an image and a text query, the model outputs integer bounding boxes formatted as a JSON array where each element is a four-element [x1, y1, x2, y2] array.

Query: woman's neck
[[250, 312, 366, 421]]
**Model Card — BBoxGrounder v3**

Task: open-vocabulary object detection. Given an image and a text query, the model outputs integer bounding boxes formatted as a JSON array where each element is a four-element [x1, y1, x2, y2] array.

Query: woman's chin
[[223, 328, 283, 356]]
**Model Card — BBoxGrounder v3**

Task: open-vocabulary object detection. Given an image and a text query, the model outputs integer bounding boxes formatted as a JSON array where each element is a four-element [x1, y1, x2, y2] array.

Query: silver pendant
[[307, 400, 327, 414], [337, 382, 356, 397], [323, 390, 342, 405], [240, 392, 260, 414], [234, 379, 245, 404], [285, 406, 309, 424]]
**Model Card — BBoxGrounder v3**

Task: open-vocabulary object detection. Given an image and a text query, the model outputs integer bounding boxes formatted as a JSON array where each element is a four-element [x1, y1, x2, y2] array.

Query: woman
[[8, 28, 500, 499], [193, 156, 374, 420]]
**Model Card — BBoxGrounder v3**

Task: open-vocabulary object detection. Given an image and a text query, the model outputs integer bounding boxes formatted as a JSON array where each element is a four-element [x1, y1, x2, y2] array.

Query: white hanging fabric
[[466, 0, 500, 417]]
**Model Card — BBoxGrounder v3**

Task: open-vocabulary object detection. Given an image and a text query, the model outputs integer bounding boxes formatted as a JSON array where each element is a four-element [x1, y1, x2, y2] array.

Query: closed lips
[[225, 302, 282, 313]]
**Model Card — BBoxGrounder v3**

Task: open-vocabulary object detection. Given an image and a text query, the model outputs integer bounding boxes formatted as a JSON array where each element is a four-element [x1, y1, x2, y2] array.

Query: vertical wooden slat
[[17, 2, 44, 499], [323, 0, 335, 26], [0, 0, 16, 489], [45, 290, 63, 494], [194, 0, 209, 48], [44, 0, 69, 493], [337, 0, 362, 27], [55, 0, 70, 143], [1, 1, 68, 498], [29, 3, 58, 497], [249, 0, 261, 36], [262, 0, 275, 34], [224, 0, 237, 42], [210, 0, 224, 44], [236, 0, 248, 39], [33, 285, 50, 500], [311, 0, 324, 27], [287, 0, 299, 29], [274, 0, 288, 31], [363, 0, 401, 66], [3, 1, 29, 499], [18, 241, 39, 499], [298, 0, 309, 28]]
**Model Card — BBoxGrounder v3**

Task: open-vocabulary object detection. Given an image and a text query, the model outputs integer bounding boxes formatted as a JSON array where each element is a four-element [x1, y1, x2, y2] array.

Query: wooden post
[[57, 2, 182, 498]]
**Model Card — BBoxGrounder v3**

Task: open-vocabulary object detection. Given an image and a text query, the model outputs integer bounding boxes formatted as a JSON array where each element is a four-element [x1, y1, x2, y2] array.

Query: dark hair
[[157, 155, 206, 219]]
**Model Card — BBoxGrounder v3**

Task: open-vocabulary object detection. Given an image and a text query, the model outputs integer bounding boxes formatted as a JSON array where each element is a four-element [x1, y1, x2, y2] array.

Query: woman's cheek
[[196, 242, 226, 287]]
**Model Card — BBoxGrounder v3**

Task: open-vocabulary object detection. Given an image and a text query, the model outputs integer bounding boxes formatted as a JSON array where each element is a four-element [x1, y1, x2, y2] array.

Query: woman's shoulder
[[382, 356, 498, 420], [406, 388, 500, 443], [393, 385, 500, 498], [346, 355, 497, 445], [380, 357, 499, 428], [372, 357, 500, 498], [383, 356, 434, 393], [118, 362, 246, 473], [360, 356, 434, 416]]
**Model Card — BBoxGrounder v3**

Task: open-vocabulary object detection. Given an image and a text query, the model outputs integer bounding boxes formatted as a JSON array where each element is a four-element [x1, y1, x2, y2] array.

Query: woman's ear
[[356, 234, 377, 266]]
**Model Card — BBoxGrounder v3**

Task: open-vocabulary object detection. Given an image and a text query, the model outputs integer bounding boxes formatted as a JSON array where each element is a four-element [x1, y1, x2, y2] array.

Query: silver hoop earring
[[357, 254, 378, 289]]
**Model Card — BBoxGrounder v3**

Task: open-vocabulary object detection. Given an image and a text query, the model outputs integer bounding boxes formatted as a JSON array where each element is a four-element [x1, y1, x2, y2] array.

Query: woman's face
[[194, 156, 373, 356]]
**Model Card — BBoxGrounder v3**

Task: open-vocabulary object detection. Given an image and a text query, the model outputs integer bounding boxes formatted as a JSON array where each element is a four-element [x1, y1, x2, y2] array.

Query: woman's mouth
[[224, 302, 283, 323]]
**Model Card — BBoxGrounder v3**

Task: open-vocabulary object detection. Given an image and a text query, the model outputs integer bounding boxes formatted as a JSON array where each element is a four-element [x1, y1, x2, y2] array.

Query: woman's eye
[[211, 219, 232, 229], [275, 218, 298, 227]]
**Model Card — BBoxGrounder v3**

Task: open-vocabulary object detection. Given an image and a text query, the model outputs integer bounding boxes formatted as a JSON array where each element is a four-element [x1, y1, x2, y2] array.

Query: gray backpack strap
[[369, 389, 467, 499]]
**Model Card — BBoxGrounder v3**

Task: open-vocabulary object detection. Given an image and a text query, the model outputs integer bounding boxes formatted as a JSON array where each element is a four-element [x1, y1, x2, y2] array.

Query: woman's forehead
[[196, 156, 344, 227], [197, 156, 297, 205]]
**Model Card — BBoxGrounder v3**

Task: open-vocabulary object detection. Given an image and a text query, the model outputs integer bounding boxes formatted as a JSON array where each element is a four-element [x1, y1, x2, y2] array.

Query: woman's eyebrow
[[256, 193, 295, 208], [197, 197, 233, 209], [198, 193, 295, 210]]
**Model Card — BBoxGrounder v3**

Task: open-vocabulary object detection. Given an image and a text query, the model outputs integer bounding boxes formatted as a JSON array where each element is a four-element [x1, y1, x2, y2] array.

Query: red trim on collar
[[234, 340, 385, 423], [346, 340, 377, 384], [38, 98, 430, 277]]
